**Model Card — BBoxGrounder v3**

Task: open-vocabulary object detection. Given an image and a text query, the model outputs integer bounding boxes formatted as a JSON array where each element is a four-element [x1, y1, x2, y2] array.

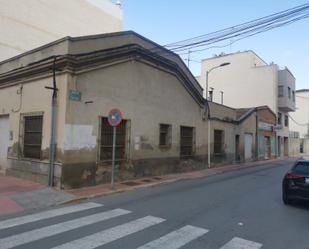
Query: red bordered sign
[[108, 108, 123, 127]]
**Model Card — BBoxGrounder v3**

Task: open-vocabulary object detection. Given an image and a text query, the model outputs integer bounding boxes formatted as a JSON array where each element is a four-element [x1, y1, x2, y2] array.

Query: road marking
[[51, 216, 165, 249], [136, 225, 209, 249], [219, 237, 263, 249], [0, 202, 102, 230], [0, 208, 130, 249]]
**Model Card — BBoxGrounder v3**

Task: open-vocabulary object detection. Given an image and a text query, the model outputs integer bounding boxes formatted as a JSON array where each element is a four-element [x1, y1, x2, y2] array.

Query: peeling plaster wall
[[0, 73, 68, 184], [61, 60, 210, 188], [236, 114, 257, 162], [63, 124, 97, 150], [60, 60, 271, 188]]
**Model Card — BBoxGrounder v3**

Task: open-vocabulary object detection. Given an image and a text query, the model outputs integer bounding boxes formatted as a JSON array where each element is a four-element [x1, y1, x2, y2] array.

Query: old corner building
[[0, 31, 277, 189]]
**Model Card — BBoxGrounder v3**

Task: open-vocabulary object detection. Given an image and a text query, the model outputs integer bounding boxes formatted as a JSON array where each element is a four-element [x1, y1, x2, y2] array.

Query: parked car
[[282, 158, 309, 205]]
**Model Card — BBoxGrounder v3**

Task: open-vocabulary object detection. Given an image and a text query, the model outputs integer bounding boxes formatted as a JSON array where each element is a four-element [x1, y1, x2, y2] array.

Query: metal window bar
[[214, 130, 224, 154], [100, 117, 126, 161], [23, 115, 43, 159], [180, 126, 193, 157], [159, 124, 170, 146]]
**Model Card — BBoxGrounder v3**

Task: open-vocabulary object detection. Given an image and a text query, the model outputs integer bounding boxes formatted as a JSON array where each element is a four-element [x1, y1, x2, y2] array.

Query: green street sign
[[69, 90, 81, 101]]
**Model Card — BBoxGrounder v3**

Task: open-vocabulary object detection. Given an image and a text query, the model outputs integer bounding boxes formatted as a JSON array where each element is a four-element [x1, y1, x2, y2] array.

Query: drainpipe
[[47, 57, 58, 187]]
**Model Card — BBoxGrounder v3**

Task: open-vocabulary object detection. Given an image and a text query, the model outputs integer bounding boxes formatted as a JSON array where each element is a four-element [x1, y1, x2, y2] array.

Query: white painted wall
[[63, 124, 97, 150], [289, 90, 309, 138], [0, 0, 122, 61], [200, 51, 278, 113], [0, 115, 9, 173]]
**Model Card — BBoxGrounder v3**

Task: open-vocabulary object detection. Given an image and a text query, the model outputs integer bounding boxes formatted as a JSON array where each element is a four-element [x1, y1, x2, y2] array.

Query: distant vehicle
[[282, 158, 309, 205]]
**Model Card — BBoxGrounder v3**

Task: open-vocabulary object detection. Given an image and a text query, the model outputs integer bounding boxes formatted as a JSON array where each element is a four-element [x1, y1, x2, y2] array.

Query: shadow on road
[[290, 200, 309, 210]]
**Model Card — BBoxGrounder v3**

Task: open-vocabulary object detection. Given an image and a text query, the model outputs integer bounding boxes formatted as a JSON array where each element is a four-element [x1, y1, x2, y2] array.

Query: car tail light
[[286, 172, 304, 179]]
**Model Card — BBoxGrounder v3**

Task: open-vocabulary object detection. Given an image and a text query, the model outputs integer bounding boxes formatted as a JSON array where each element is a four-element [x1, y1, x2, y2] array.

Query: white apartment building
[[0, 0, 122, 61], [289, 89, 309, 139], [199, 51, 296, 157]]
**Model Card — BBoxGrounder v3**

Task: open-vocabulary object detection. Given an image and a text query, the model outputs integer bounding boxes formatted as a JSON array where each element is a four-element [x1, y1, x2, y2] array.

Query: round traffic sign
[[108, 108, 123, 127]]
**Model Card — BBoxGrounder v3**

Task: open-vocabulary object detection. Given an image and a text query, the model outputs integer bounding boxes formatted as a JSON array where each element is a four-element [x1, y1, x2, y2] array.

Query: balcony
[[278, 68, 296, 112]]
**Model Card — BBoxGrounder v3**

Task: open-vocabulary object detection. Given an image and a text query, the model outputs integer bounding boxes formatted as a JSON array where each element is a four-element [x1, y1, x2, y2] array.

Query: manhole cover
[[122, 181, 141, 186]]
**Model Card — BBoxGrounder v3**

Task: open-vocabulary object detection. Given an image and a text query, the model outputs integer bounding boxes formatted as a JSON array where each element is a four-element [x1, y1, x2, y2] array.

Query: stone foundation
[[61, 156, 209, 189], [6, 158, 61, 187]]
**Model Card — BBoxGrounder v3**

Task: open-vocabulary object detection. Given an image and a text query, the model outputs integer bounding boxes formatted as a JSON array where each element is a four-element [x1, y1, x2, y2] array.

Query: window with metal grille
[[100, 117, 126, 161], [23, 115, 43, 159], [159, 124, 171, 147], [180, 126, 194, 157], [214, 130, 224, 154]]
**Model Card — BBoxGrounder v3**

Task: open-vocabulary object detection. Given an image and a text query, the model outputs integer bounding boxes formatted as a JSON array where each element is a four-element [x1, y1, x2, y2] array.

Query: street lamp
[[205, 62, 230, 100], [205, 62, 230, 168]]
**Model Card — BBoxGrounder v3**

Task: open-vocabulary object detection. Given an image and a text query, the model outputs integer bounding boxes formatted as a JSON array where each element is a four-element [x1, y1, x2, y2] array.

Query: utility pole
[[45, 57, 59, 187]]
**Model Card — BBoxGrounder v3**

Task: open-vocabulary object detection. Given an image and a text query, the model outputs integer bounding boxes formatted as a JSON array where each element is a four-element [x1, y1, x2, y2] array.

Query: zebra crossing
[[0, 201, 263, 249]]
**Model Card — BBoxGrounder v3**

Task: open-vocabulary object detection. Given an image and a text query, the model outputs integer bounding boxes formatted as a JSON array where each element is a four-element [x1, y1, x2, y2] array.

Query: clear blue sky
[[122, 0, 309, 89]]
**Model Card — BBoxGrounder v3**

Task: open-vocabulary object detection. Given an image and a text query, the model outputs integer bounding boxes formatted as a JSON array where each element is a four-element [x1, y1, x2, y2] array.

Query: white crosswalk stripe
[[219, 237, 263, 249], [0, 202, 264, 249], [0, 208, 130, 249], [136, 225, 209, 249], [51, 216, 165, 249], [0, 202, 102, 230]]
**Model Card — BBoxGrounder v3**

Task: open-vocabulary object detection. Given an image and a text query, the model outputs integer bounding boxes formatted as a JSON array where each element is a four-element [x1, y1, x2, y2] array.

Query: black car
[[282, 158, 309, 205]]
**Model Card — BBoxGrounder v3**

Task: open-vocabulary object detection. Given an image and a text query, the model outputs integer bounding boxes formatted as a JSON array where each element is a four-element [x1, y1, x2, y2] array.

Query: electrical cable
[[146, 3, 309, 58], [288, 113, 309, 126]]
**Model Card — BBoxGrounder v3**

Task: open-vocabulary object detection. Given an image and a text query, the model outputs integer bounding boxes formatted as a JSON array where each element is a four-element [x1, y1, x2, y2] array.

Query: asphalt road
[[1, 159, 309, 249]]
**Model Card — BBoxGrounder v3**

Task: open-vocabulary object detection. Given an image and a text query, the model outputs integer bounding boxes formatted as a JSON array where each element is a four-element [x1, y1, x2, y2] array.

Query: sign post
[[107, 108, 123, 190], [111, 126, 116, 189]]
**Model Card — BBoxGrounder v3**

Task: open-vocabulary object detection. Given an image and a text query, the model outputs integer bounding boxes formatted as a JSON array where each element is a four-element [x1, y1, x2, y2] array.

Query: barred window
[[100, 117, 126, 161], [159, 124, 172, 147], [214, 130, 224, 154], [180, 126, 194, 157], [23, 115, 43, 159]]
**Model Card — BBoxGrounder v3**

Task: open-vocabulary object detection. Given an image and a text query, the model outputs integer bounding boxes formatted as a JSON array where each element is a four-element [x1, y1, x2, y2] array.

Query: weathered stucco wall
[[289, 138, 309, 157], [61, 60, 208, 188], [237, 114, 257, 162], [0, 73, 68, 185]]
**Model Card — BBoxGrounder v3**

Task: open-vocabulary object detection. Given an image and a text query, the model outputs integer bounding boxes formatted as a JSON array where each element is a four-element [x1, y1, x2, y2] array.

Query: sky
[[122, 0, 309, 90]]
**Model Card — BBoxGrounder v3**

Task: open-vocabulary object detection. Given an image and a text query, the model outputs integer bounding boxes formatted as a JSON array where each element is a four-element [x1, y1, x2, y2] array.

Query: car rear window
[[294, 161, 309, 174]]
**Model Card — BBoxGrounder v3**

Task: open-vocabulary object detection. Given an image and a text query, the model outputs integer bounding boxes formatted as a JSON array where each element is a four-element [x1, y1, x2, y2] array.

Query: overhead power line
[[149, 3, 309, 56], [288, 114, 309, 127]]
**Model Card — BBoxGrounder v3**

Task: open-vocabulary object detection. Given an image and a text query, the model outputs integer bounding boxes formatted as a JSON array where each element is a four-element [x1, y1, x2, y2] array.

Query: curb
[[60, 158, 291, 205]]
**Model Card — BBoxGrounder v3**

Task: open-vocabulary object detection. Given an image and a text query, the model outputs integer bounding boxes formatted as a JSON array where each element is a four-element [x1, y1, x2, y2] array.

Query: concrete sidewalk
[[0, 158, 292, 218], [0, 175, 74, 217]]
